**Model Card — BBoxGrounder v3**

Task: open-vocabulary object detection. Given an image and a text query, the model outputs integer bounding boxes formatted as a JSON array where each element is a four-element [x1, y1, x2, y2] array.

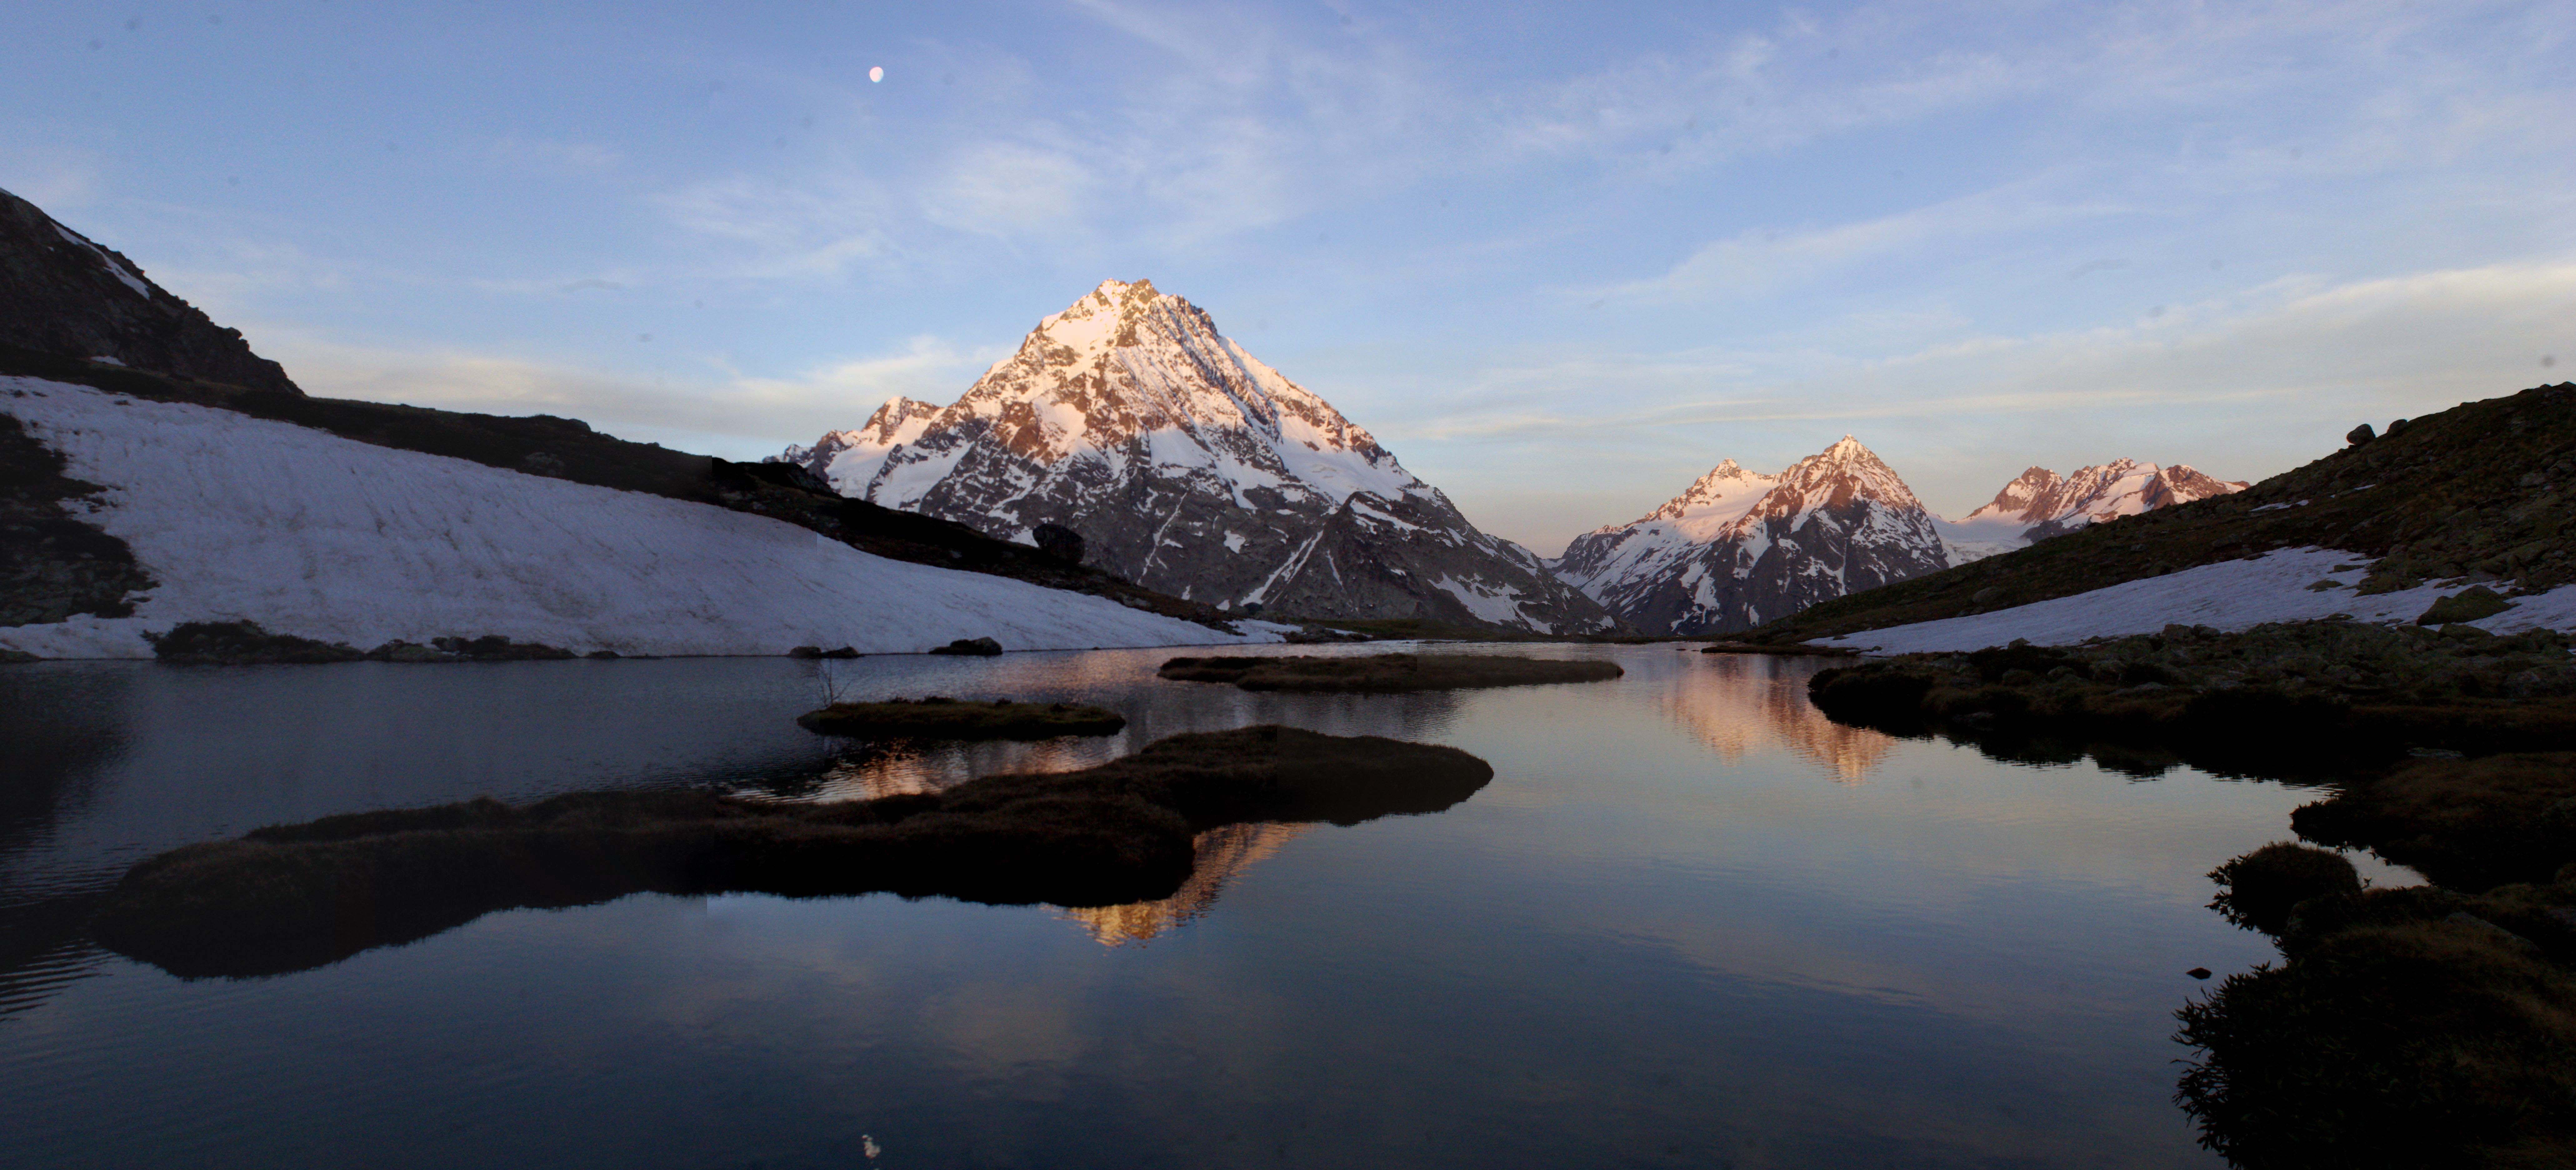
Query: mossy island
[[1159, 652, 1622, 692], [88, 726, 1493, 979], [796, 696, 1127, 740], [2178, 753, 2576, 1168]]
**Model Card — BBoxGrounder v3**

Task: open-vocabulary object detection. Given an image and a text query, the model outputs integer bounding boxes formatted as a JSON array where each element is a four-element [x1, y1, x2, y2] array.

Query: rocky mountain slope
[[1936, 459, 2246, 561], [0, 187, 298, 395], [1551, 438, 1951, 635], [1745, 383, 2576, 646], [782, 279, 1616, 634]]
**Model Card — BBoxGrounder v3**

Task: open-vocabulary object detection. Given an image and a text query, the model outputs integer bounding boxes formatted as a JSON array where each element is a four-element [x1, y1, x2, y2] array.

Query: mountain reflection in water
[[760, 739, 1324, 948], [1057, 822, 1310, 946], [1661, 654, 1898, 782]]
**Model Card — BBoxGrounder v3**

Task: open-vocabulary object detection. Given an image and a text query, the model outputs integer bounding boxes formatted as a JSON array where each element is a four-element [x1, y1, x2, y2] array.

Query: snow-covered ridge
[[1814, 547, 2576, 655], [0, 377, 1274, 659]]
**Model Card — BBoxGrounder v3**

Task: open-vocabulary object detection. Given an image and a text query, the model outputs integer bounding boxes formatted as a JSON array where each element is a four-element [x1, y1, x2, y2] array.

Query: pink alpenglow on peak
[[779, 280, 1616, 634], [1552, 436, 1949, 635], [1935, 460, 2249, 563]]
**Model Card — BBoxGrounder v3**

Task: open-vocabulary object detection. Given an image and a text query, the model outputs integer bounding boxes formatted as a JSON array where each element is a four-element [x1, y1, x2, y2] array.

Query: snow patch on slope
[[1815, 547, 2576, 654], [1432, 576, 1530, 627], [53, 225, 152, 300], [0, 378, 1269, 659]]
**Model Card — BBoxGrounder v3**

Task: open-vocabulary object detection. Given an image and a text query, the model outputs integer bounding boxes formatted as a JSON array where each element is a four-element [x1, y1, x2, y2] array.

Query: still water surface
[[0, 644, 2393, 1168]]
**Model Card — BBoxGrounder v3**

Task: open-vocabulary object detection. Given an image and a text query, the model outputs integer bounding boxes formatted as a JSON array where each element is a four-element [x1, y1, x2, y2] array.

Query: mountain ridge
[[0, 188, 299, 396]]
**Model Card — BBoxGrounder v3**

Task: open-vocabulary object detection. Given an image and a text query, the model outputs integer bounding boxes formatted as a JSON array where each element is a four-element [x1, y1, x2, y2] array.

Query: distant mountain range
[[1550, 446, 2245, 635], [1934, 460, 2248, 562], [781, 279, 1616, 634], [781, 278, 2252, 637]]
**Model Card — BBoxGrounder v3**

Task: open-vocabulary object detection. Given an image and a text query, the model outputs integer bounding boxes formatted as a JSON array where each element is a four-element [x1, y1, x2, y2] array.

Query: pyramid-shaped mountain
[[784, 280, 1616, 633]]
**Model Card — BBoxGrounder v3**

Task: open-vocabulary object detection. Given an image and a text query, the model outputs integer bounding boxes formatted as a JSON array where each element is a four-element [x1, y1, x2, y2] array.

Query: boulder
[[2347, 423, 2377, 446], [928, 636, 1004, 657]]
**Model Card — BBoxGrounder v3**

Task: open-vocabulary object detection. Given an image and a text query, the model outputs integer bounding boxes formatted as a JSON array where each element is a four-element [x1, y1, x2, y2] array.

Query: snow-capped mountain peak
[[1643, 459, 1776, 530], [781, 280, 1615, 633], [780, 395, 941, 496], [1553, 435, 1948, 635], [1937, 459, 2249, 564], [1965, 467, 2064, 521], [1752, 435, 1923, 521]]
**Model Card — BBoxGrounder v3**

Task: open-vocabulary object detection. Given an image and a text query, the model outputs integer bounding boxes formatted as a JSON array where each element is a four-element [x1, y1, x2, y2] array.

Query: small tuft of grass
[[2208, 842, 2363, 936]]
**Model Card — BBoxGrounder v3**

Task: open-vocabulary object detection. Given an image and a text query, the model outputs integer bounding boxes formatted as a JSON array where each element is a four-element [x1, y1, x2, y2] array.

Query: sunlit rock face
[[781, 279, 1616, 635], [1658, 656, 1898, 783], [1553, 438, 1950, 636], [1936, 460, 2249, 561], [1056, 822, 1309, 946]]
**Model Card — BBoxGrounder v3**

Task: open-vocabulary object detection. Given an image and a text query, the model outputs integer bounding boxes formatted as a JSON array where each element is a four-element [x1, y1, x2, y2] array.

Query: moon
[[868, 66, 884, 83]]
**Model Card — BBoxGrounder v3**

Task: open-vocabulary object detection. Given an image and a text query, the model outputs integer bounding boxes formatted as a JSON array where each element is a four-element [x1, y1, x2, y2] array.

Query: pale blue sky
[[6, 1, 2571, 551]]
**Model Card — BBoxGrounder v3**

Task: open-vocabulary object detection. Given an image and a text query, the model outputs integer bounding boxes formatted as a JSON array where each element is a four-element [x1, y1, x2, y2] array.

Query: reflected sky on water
[[0, 644, 2406, 1168]]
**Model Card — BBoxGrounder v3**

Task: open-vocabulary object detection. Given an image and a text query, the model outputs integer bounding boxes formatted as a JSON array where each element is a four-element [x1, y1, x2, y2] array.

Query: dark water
[[0, 645, 2400, 1168]]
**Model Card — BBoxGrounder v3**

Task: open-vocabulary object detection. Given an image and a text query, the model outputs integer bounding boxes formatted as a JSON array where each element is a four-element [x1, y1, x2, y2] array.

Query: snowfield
[[1814, 547, 2576, 655], [0, 378, 1279, 659]]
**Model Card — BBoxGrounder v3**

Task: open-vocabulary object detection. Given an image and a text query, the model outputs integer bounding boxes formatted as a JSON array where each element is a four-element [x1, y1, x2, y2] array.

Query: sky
[[4, 0, 2571, 553]]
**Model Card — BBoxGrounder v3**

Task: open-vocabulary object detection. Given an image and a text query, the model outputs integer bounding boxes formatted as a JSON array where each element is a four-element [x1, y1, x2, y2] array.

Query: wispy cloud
[[919, 142, 1096, 236], [653, 171, 895, 278]]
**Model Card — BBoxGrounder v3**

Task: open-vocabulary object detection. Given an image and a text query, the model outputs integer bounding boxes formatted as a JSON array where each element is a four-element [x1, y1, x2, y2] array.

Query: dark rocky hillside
[[0, 188, 298, 395], [1746, 383, 2576, 644]]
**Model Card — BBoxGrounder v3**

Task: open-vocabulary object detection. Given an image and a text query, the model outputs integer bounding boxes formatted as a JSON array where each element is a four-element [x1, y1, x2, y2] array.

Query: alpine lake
[[0, 642, 2407, 1168]]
